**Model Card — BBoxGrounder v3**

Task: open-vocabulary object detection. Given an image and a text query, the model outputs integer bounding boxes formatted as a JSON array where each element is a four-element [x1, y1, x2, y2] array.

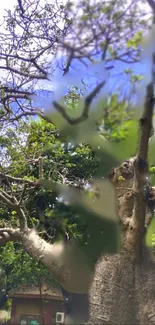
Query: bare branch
[[2, 94, 31, 102], [0, 173, 39, 186], [19, 185, 27, 205], [0, 228, 20, 235], [9, 110, 54, 123], [0, 65, 47, 80], [0, 190, 15, 208], [17, 0, 25, 16], [0, 189, 28, 232], [137, 84, 154, 161], [30, 58, 47, 76], [39, 157, 44, 179], [53, 80, 105, 125], [0, 87, 33, 96], [63, 50, 74, 75]]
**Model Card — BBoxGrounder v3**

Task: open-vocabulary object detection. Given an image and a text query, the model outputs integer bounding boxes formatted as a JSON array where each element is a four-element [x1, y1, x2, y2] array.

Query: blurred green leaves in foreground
[[45, 92, 155, 255], [2, 89, 155, 283], [40, 95, 141, 261], [41, 177, 120, 265]]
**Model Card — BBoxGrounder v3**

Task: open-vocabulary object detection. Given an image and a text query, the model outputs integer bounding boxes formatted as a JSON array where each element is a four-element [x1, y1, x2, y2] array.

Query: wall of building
[[11, 297, 65, 325]]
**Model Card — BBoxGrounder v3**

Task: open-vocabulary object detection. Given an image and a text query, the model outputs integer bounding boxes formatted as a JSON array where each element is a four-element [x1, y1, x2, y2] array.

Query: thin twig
[[0, 189, 28, 231]]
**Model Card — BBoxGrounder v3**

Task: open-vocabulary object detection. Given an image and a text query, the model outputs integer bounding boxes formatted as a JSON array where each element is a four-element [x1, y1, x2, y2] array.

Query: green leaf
[[146, 218, 155, 247], [127, 31, 142, 49], [109, 120, 138, 161], [11, 211, 17, 216]]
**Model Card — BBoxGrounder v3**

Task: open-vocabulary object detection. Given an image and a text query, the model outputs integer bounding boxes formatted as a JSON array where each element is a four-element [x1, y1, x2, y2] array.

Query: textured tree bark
[[21, 228, 93, 294], [88, 247, 155, 325], [88, 75, 155, 325], [88, 254, 137, 324], [88, 158, 155, 325]]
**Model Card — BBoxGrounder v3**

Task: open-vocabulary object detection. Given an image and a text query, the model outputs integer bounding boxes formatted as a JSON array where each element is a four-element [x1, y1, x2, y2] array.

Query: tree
[[1, 0, 155, 324]]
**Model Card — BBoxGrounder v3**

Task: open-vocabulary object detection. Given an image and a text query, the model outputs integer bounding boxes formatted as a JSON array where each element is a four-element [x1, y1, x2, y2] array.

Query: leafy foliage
[[0, 91, 137, 292]]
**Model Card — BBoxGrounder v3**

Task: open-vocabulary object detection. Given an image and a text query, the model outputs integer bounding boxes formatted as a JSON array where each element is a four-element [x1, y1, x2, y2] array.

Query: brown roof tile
[[9, 285, 64, 301]]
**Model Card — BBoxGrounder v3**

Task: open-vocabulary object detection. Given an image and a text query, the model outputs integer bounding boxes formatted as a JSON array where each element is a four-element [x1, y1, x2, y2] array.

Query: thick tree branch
[[0, 173, 40, 186], [0, 224, 91, 293], [137, 78, 155, 160], [108, 58, 155, 258], [131, 83, 154, 256], [147, 0, 155, 11], [0, 228, 21, 245], [0, 190, 15, 207], [20, 229, 92, 293], [146, 0, 155, 22], [17, 0, 25, 15], [130, 52, 155, 257], [30, 58, 47, 76]]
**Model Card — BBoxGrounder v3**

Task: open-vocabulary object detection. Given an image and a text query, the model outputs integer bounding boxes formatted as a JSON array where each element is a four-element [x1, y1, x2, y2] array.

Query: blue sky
[[33, 51, 150, 114], [0, 0, 153, 117]]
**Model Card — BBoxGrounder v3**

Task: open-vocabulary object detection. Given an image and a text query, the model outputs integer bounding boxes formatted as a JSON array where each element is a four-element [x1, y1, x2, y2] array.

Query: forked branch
[[53, 80, 105, 125], [0, 189, 28, 232]]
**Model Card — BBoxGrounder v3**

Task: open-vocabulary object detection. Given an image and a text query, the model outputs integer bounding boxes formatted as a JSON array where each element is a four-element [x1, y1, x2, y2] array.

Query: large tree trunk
[[88, 154, 155, 325], [88, 247, 155, 325], [19, 155, 155, 325], [88, 253, 137, 324]]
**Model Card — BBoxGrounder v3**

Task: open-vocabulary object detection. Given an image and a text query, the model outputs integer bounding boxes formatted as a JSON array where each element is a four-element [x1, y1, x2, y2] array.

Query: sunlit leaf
[[146, 218, 155, 247], [109, 120, 138, 161]]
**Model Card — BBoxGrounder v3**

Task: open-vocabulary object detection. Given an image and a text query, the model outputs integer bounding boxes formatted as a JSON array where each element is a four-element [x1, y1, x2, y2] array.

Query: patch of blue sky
[[10, 23, 155, 119], [31, 59, 109, 113]]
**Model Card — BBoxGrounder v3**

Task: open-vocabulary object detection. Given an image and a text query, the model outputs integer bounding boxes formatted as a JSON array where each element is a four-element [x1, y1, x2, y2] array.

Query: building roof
[[8, 284, 64, 301]]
